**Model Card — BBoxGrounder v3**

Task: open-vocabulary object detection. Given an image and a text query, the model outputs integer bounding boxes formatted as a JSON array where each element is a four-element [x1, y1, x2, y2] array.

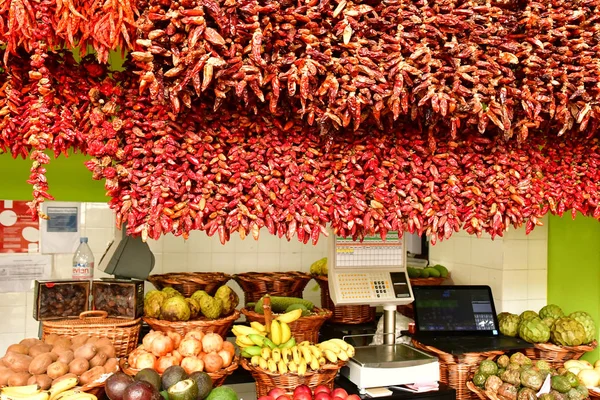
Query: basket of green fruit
[[143, 286, 240, 338], [407, 264, 450, 286], [147, 272, 232, 297]]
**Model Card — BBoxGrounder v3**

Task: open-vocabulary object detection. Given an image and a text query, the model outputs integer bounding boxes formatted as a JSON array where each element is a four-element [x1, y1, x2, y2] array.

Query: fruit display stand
[[523, 341, 598, 369], [233, 272, 312, 304], [412, 339, 505, 400], [241, 307, 332, 343], [41, 311, 141, 358], [312, 275, 375, 325], [147, 272, 232, 297], [143, 310, 240, 338]]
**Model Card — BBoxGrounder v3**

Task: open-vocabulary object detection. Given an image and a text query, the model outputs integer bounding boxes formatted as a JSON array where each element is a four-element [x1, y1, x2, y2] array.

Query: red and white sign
[[0, 200, 40, 253]]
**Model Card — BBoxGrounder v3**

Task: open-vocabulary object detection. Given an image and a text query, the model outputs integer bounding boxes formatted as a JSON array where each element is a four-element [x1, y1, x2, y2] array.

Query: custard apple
[[214, 285, 239, 315], [540, 304, 565, 320], [200, 295, 223, 319], [186, 297, 201, 319], [501, 369, 521, 386], [520, 368, 544, 391], [498, 383, 518, 400], [518, 388, 538, 400], [536, 360, 551, 373], [510, 352, 532, 366], [498, 312, 512, 323], [500, 314, 520, 337], [519, 317, 550, 343], [543, 317, 557, 328], [550, 317, 587, 346], [519, 310, 539, 322], [551, 376, 572, 394], [480, 360, 498, 376], [497, 355, 510, 369], [485, 375, 503, 392], [569, 311, 596, 344], [160, 296, 191, 321]]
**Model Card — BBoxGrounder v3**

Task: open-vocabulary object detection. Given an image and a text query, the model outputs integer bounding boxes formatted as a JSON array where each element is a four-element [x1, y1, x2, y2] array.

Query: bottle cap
[[80, 237, 88, 243]]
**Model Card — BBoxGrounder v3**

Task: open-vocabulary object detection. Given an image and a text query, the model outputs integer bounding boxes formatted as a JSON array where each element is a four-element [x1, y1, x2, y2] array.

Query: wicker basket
[[523, 341, 597, 368], [241, 357, 344, 397], [143, 310, 240, 338], [42, 311, 141, 358], [589, 387, 600, 399], [409, 274, 451, 286], [147, 272, 232, 297], [119, 358, 239, 387], [466, 382, 502, 400], [241, 307, 332, 343], [233, 272, 312, 304], [412, 339, 505, 400], [313, 275, 375, 324]]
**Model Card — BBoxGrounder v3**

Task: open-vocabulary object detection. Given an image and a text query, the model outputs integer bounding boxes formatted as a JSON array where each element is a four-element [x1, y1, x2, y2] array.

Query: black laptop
[[411, 285, 533, 355]]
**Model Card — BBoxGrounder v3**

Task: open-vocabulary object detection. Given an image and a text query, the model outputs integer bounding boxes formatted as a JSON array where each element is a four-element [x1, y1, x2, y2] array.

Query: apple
[[294, 385, 312, 398], [269, 389, 287, 400], [333, 396, 345, 400], [314, 386, 331, 395], [331, 389, 348, 399], [277, 396, 292, 400], [293, 393, 312, 400], [315, 393, 331, 400], [258, 397, 275, 400], [347, 395, 361, 400]]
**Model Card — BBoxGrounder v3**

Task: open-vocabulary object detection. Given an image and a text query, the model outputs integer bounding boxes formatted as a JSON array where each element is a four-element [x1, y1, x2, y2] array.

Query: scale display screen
[[335, 232, 403, 268]]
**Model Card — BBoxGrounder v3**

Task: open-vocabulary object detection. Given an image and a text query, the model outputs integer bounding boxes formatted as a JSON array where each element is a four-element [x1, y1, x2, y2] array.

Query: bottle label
[[73, 262, 94, 280]]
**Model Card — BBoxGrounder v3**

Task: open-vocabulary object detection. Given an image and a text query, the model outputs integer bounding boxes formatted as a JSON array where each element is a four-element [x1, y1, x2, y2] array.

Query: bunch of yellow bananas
[[0, 377, 95, 400], [316, 339, 355, 364], [232, 308, 303, 354], [249, 339, 354, 376]]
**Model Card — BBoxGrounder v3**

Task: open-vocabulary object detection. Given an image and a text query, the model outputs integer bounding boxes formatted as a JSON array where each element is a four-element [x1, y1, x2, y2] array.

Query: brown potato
[[0, 366, 12, 385], [3, 352, 32, 372], [89, 352, 108, 368], [96, 345, 116, 359], [52, 338, 72, 349], [56, 350, 74, 365], [27, 375, 37, 385], [46, 361, 69, 380], [44, 335, 60, 346], [103, 358, 118, 373], [51, 373, 78, 387], [94, 338, 112, 348], [29, 353, 54, 375], [74, 343, 96, 361], [30, 374, 53, 390], [20, 338, 42, 348], [70, 335, 89, 349], [29, 344, 53, 357], [8, 372, 31, 387], [79, 366, 104, 385], [68, 358, 89, 376], [86, 337, 99, 345], [7, 344, 30, 355]]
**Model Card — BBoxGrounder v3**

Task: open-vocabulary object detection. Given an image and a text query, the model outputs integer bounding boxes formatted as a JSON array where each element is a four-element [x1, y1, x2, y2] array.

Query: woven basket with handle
[[41, 311, 141, 357], [233, 272, 312, 304], [143, 310, 240, 338], [241, 307, 331, 343], [523, 340, 597, 369]]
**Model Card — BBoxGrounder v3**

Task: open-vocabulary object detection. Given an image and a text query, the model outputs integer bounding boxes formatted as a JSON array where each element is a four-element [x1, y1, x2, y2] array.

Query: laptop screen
[[412, 285, 499, 336]]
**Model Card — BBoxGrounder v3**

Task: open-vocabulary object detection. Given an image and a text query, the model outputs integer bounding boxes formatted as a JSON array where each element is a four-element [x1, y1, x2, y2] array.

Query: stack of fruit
[[0, 335, 118, 390], [106, 368, 238, 400], [498, 305, 596, 346], [233, 309, 302, 352], [259, 385, 360, 400], [470, 353, 589, 400], [563, 359, 600, 389], [251, 297, 315, 318], [126, 330, 235, 375], [0, 375, 99, 400], [144, 287, 239, 322], [406, 265, 448, 280]]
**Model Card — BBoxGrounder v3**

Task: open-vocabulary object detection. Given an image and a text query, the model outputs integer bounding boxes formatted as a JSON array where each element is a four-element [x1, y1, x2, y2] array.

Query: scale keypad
[[337, 272, 393, 300]]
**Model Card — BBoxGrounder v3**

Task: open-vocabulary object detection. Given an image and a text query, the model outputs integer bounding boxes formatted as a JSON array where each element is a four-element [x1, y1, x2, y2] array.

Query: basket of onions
[[119, 329, 238, 387]]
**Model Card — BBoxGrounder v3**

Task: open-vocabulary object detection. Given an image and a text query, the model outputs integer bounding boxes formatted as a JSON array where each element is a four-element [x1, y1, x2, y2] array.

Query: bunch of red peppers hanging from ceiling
[[0, 0, 600, 243]]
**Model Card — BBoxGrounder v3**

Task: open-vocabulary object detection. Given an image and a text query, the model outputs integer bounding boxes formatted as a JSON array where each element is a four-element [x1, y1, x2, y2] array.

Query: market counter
[[334, 376, 456, 400]]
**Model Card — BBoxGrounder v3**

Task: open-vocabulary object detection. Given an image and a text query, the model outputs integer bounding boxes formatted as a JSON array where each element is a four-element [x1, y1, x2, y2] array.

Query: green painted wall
[[548, 214, 600, 361], [0, 152, 107, 202]]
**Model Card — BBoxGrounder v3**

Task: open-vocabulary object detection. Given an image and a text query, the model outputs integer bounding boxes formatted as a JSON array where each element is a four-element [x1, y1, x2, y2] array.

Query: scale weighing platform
[[328, 232, 440, 393]]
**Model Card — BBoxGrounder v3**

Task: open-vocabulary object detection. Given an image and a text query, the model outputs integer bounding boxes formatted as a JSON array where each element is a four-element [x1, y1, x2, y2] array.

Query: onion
[[179, 338, 202, 357], [218, 350, 233, 368], [167, 331, 183, 349], [203, 353, 224, 373], [142, 331, 163, 350], [136, 352, 157, 370], [202, 333, 223, 353], [172, 350, 183, 364], [222, 341, 235, 358], [156, 355, 179, 374], [578, 369, 600, 388], [150, 335, 174, 357], [185, 330, 205, 342], [181, 357, 204, 374]]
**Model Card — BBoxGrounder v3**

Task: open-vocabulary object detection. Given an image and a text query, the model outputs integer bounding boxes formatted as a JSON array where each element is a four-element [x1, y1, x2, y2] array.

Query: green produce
[[473, 373, 487, 387], [161, 296, 191, 321], [520, 368, 544, 390], [500, 369, 520, 386], [407, 267, 421, 278], [199, 296, 223, 320], [497, 368, 506, 377], [539, 394, 554, 400], [432, 264, 449, 278], [420, 269, 430, 278], [424, 267, 440, 278], [563, 372, 579, 388], [550, 391, 567, 400], [162, 287, 184, 299], [536, 360, 551, 373], [510, 353, 532, 366], [309, 257, 328, 275], [186, 298, 201, 319], [498, 383, 518, 399], [497, 355, 510, 369], [519, 317, 551, 343], [485, 375, 503, 392], [284, 303, 309, 316], [498, 312, 512, 323], [145, 290, 167, 303], [167, 380, 198, 400], [480, 360, 498, 376], [550, 317, 587, 346], [191, 291, 209, 303], [205, 387, 238, 400], [145, 297, 164, 319], [508, 363, 521, 371], [517, 388, 538, 400], [551, 376, 572, 394], [500, 314, 520, 337], [214, 286, 239, 315], [162, 366, 188, 391], [161, 391, 169, 400], [254, 295, 314, 314], [188, 372, 212, 400], [539, 305, 565, 320], [519, 310, 539, 322], [135, 368, 162, 391], [543, 317, 556, 328], [568, 311, 596, 344]]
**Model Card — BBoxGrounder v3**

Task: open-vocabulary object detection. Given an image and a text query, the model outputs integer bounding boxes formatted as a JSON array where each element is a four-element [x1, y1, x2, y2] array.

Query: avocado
[[425, 267, 441, 278], [167, 380, 199, 400], [123, 381, 162, 400], [135, 368, 162, 392], [162, 366, 188, 391], [420, 269, 430, 278], [407, 267, 420, 278], [205, 387, 238, 400], [188, 371, 213, 400], [106, 372, 135, 400], [433, 264, 449, 278]]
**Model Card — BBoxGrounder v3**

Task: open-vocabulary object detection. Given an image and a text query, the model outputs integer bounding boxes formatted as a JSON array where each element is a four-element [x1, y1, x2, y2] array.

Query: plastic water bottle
[[72, 237, 94, 280]]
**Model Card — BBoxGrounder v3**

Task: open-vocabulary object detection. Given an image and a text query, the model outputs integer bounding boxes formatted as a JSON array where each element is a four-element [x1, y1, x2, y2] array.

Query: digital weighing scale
[[327, 232, 440, 393]]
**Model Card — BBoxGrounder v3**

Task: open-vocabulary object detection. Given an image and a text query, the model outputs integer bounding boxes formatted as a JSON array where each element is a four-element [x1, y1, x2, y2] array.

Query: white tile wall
[[0, 202, 328, 355], [429, 216, 549, 313]]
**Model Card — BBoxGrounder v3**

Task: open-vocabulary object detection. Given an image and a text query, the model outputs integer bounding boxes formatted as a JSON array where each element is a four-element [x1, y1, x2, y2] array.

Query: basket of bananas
[[232, 297, 352, 397]]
